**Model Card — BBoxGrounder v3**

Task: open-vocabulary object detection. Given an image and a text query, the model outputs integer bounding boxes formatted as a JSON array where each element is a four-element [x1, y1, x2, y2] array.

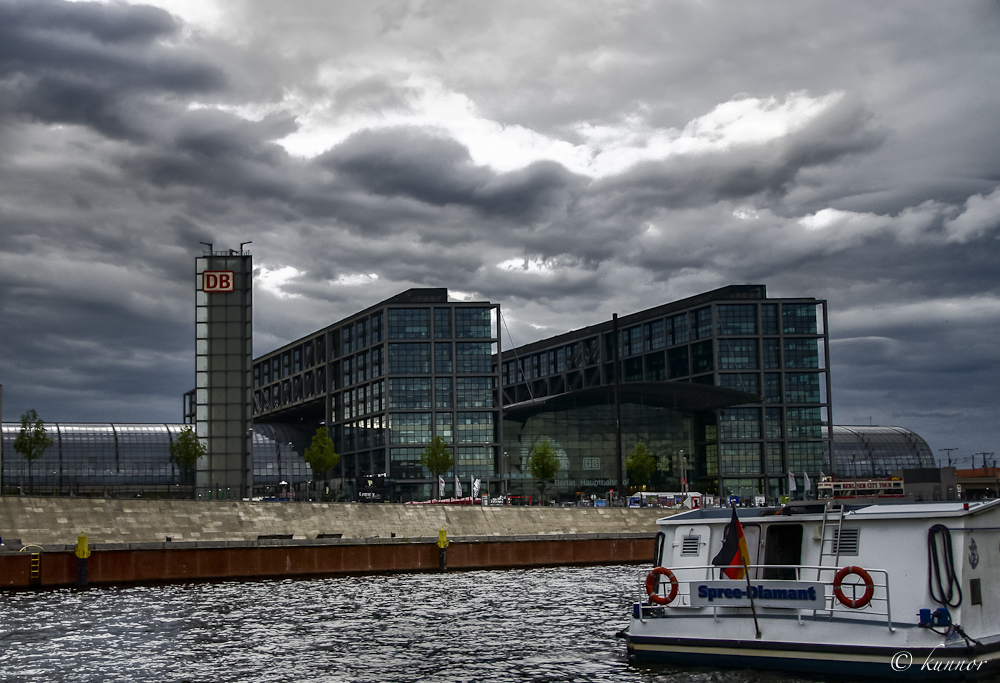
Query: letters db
[[203, 271, 235, 292]]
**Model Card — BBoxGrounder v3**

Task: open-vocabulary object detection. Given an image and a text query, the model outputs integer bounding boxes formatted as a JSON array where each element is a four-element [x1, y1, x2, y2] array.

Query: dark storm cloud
[[1, 0, 999, 462], [0, 0, 226, 139], [321, 127, 584, 223]]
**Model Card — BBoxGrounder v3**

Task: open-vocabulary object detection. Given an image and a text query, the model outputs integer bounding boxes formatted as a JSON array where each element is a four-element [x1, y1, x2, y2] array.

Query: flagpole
[[743, 550, 762, 640]]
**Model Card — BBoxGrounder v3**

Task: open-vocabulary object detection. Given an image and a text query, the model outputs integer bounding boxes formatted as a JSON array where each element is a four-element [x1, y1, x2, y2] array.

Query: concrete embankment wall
[[0, 497, 670, 545], [0, 498, 672, 589]]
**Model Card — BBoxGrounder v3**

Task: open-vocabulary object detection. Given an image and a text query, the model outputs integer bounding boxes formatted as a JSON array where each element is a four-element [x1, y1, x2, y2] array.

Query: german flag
[[712, 507, 751, 579]]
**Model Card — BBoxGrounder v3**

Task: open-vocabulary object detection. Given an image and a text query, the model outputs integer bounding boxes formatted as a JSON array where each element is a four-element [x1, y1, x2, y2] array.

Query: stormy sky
[[1, 0, 998, 467]]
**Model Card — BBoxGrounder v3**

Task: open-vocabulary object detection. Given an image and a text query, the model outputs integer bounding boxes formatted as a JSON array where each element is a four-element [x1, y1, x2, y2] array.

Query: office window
[[355, 320, 367, 351], [388, 309, 431, 339], [788, 441, 824, 472], [645, 319, 665, 351], [720, 408, 761, 440], [784, 338, 819, 369], [619, 326, 642, 357], [457, 446, 493, 478], [786, 407, 823, 438], [388, 343, 431, 374], [389, 413, 431, 444], [390, 447, 427, 479], [765, 407, 783, 439], [694, 307, 712, 340], [782, 304, 817, 334], [456, 412, 494, 443], [761, 304, 779, 335], [456, 377, 494, 408], [584, 338, 600, 365], [763, 373, 782, 404], [718, 339, 758, 370], [389, 378, 431, 409], [456, 342, 492, 373], [342, 358, 352, 388], [435, 343, 452, 373], [623, 357, 642, 382], [371, 346, 383, 378], [667, 346, 689, 378], [691, 341, 714, 374], [765, 442, 783, 474], [370, 313, 383, 344], [435, 378, 453, 408], [667, 313, 688, 345], [434, 308, 452, 339], [720, 443, 762, 476], [785, 373, 820, 403], [763, 338, 780, 369], [716, 305, 757, 335], [645, 351, 666, 381], [342, 326, 352, 355], [719, 373, 759, 397], [435, 413, 454, 441], [455, 308, 492, 338]]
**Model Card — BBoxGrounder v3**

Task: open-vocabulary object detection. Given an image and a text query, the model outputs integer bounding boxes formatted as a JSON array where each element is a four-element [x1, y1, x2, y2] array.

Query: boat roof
[[658, 499, 1000, 525]]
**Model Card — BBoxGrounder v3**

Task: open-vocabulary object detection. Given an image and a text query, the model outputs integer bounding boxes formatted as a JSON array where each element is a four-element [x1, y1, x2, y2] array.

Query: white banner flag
[[804, 472, 812, 492], [455, 475, 463, 498], [438, 476, 445, 499], [473, 478, 481, 498], [788, 471, 797, 492]]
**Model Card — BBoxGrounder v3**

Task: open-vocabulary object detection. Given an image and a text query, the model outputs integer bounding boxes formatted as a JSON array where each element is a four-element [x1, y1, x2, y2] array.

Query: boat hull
[[626, 614, 1000, 680]]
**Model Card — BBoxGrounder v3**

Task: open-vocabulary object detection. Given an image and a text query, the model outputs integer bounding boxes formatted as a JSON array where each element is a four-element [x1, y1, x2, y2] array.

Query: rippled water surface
[[0, 565, 911, 682]]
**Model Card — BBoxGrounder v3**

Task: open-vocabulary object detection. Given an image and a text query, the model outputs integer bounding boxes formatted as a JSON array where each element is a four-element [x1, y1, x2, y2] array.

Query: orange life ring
[[645, 566, 679, 605], [833, 565, 875, 608]]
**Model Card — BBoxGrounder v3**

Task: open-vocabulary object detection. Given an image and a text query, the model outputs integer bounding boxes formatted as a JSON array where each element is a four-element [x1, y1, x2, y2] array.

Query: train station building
[[5, 272, 935, 503]]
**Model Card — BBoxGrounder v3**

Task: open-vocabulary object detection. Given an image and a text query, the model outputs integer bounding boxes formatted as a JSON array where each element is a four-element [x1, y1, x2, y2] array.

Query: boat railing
[[637, 564, 894, 631]]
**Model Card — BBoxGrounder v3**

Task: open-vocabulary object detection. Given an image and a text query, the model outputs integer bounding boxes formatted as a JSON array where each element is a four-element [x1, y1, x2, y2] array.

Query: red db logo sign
[[203, 271, 235, 292]]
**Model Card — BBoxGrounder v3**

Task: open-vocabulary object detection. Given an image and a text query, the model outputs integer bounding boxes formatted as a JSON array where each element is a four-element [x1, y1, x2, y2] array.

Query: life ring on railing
[[833, 565, 875, 609], [645, 567, 679, 605]]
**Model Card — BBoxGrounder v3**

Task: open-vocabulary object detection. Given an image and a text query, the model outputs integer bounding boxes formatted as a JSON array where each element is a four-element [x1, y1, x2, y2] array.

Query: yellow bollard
[[75, 532, 91, 587], [75, 533, 91, 559], [437, 526, 448, 572]]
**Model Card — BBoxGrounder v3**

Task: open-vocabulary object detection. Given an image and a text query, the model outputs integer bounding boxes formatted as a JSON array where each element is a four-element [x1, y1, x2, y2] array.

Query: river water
[[0, 564, 902, 682]]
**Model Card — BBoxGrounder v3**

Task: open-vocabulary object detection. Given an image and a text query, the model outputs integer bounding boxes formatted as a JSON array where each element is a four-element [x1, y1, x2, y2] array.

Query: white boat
[[624, 500, 1000, 679]]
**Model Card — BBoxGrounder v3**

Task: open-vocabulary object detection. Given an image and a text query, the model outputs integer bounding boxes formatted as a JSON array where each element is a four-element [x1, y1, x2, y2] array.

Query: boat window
[[833, 528, 860, 556], [763, 524, 802, 579]]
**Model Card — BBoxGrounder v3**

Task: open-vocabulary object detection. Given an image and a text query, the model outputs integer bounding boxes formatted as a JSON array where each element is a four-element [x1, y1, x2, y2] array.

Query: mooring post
[[75, 532, 91, 587], [437, 526, 449, 572]]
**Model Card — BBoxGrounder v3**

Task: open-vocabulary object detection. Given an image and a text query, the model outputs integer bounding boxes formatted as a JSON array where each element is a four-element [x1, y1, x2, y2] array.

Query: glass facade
[[500, 285, 831, 502], [251, 289, 501, 502], [503, 399, 694, 498]]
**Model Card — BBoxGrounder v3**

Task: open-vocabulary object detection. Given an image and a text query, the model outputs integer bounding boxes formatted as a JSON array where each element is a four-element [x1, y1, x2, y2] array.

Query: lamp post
[[502, 451, 508, 498]]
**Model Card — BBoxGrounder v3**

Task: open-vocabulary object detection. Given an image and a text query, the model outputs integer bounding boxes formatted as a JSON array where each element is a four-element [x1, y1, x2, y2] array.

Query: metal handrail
[[637, 563, 894, 631]]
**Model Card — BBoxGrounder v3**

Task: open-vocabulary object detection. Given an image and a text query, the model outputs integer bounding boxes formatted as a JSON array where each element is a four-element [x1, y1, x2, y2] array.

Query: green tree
[[420, 436, 453, 499], [527, 437, 560, 505], [169, 426, 206, 499], [304, 427, 340, 479], [14, 409, 52, 495], [626, 440, 657, 491]]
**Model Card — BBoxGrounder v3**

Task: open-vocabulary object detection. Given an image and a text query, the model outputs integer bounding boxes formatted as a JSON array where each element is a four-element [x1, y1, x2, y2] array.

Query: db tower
[[194, 246, 252, 500]]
